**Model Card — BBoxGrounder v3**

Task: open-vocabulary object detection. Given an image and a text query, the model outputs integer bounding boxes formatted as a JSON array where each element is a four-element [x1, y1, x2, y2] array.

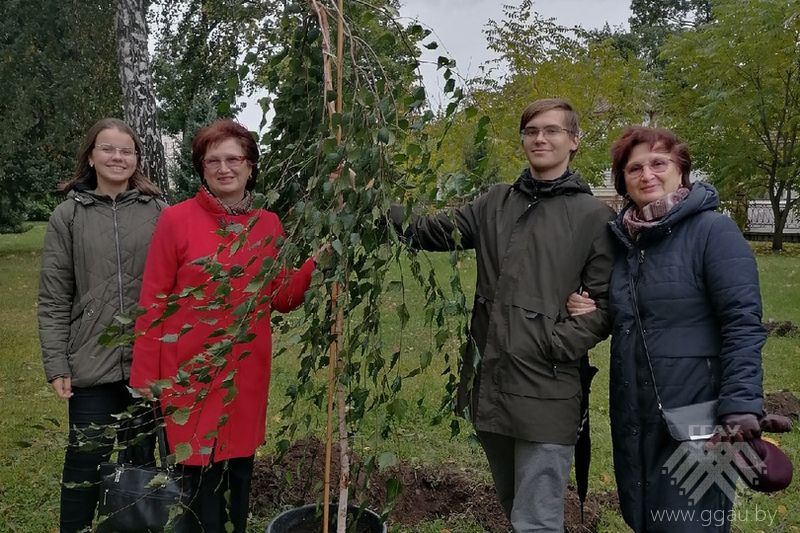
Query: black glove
[[716, 412, 762, 442], [760, 413, 793, 433]]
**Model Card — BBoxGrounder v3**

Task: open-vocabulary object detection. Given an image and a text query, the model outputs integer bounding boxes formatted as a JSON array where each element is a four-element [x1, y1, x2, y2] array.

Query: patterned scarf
[[201, 184, 254, 215], [623, 187, 690, 238]]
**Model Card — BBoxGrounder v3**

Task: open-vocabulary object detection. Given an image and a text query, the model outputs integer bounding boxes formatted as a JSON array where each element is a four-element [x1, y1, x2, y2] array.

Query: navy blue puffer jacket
[[607, 182, 765, 532]]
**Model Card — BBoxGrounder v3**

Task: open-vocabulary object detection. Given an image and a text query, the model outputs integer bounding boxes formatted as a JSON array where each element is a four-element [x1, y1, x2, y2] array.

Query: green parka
[[398, 170, 614, 443], [38, 188, 164, 387]]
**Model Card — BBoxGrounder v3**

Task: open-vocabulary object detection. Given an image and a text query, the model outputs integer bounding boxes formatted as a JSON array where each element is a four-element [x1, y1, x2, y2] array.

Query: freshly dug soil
[[763, 320, 799, 336], [250, 437, 619, 532], [764, 390, 800, 418], [271, 506, 379, 533]]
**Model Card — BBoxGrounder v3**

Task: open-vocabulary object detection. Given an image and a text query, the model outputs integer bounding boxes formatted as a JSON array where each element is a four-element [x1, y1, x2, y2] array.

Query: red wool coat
[[130, 189, 313, 465]]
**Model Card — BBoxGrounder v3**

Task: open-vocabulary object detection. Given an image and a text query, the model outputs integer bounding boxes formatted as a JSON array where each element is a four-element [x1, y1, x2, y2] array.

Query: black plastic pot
[[266, 503, 387, 533]]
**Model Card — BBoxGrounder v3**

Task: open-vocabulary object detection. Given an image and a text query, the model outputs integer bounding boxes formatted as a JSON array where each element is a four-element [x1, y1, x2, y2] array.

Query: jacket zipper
[[112, 200, 125, 378], [524, 200, 557, 380]]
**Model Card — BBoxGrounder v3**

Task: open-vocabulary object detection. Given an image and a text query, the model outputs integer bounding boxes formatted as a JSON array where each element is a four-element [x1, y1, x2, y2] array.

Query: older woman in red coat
[[131, 119, 314, 532]]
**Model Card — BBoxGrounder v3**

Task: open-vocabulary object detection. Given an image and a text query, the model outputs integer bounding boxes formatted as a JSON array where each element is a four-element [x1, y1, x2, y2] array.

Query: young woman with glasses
[[38, 118, 165, 532]]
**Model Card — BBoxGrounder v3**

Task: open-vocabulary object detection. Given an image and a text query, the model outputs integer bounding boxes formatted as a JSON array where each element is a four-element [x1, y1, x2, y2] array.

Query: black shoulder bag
[[630, 273, 717, 442], [96, 406, 193, 532]]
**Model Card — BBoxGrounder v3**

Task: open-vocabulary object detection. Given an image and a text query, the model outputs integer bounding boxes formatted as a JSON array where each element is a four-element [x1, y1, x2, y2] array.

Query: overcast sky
[[236, 0, 632, 129], [396, 0, 632, 110]]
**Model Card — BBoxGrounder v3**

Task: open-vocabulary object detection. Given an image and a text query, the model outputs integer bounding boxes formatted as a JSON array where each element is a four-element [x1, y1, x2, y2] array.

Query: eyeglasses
[[202, 155, 249, 171], [520, 126, 573, 139], [624, 157, 674, 178], [94, 144, 136, 157]]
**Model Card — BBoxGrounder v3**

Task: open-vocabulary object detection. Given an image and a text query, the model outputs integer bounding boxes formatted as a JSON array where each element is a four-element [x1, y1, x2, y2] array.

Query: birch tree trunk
[[115, 0, 170, 196]]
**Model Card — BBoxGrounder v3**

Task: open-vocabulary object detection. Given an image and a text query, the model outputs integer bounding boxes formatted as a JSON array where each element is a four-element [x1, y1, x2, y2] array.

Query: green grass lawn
[[1, 225, 798, 532]]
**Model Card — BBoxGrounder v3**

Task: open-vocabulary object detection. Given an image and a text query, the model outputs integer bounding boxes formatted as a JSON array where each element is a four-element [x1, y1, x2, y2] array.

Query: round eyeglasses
[[94, 144, 137, 158], [520, 126, 573, 140], [202, 156, 249, 171], [624, 157, 675, 178]]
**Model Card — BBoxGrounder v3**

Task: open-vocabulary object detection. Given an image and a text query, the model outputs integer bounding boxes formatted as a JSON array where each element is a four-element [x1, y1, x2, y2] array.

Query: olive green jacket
[[397, 170, 614, 443], [38, 189, 165, 387]]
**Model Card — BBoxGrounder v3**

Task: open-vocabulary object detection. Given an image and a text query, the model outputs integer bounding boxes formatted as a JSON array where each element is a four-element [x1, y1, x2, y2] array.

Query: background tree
[[151, 0, 273, 200], [662, 0, 800, 251], [628, 0, 712, 71], [0, 0, 121, 231], [115, 0, 170, 194], [432, 0, 651, 188]]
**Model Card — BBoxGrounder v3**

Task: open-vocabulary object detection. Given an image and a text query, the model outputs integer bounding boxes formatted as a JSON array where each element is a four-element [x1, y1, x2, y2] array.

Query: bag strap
[[628, 256, 665, 414], [152, 403, 173, 469], [117, 402, 172, 469]]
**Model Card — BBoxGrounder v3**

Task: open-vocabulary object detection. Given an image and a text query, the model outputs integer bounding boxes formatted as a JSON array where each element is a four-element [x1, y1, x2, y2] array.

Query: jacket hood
[[512, 168, 593, 199], [69, 187, 154, 207], [610, 181, 720, 247]]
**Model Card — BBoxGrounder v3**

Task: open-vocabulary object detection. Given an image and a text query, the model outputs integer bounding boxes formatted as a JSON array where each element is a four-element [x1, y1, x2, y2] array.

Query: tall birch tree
[[115, 0, 170, 195]]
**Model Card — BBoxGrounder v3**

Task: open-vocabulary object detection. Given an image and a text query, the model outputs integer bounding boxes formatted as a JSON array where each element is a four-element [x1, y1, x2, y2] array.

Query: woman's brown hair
[[191, 119, 259, 191], [61, 118, 161, 196], [611, 126, 692, 197]]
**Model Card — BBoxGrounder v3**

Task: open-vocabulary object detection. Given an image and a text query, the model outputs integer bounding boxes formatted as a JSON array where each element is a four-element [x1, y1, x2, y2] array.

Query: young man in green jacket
[[392, 98, 614, 531]]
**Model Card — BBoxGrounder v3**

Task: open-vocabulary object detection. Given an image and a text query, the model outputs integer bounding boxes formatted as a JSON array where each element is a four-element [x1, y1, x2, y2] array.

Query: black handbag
[[661, 400, 718, 441], [96, 406, 192, 532], [631, 284, 718, 442]]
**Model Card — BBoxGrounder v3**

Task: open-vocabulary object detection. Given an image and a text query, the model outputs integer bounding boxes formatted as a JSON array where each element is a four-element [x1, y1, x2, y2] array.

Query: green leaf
[[385, 477, 401, 506], [170, 407, 191, 426], [450, 419, 461, 438], [377, 451, 398, 471], [159, 333, 179, 343], [397, 304, 410, 328], [377, 127, 393, 144], [244, 280, 261, 293], [420, 350, 433, 369], [173, 443, 192, 463], [113, 315, 133, 325], [145, 472, 170, 489], [223, 385, 238, 405]]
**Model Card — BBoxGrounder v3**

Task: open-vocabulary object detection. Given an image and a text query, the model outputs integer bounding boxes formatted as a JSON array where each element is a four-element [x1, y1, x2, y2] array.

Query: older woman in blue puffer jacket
[[568, 126, 765, 532]]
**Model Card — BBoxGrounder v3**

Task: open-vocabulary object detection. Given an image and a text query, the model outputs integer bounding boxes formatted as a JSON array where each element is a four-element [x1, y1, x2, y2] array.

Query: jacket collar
[[610, 181, 720, 247], [69, 187, 151, 206], [195, 186, 231, 216], [511, 168, 593, 199]]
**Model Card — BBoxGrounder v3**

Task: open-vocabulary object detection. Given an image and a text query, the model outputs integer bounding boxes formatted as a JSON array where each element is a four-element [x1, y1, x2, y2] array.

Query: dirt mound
[[763, 320, 799, 336], [250, 437, 619, 532], [764, 390, 800, 418]]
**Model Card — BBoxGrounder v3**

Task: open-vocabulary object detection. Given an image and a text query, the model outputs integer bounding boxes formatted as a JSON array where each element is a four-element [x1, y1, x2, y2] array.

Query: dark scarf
[[623, 187, 690, 237], [200, 184, 253, 215]]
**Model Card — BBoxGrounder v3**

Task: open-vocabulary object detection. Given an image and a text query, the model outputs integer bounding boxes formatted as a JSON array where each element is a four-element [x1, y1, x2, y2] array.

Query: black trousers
[[60, 381, 155, 533], [179, 456, 255, 533]]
